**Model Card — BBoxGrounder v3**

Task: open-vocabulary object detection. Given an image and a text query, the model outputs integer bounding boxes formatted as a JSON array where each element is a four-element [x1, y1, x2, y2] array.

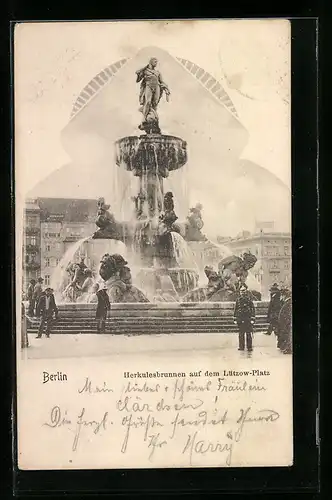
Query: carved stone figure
[[132, 190, 147, 219], [136, 57, 170, 134], [159, 192, 179, 232], [63, 262, 87, 302], [218, 251, 258, 291], [93, 197, 120, 239], [98, 253, 149, 303], [204, 265, 224, 297], [185, 203, 207, 241]]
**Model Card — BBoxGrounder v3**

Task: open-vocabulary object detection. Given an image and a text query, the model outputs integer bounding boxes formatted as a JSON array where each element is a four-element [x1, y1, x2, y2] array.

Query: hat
[[45, 287, 53, 292], [270, 283, 279, 292], [37, 277, 44, 282]]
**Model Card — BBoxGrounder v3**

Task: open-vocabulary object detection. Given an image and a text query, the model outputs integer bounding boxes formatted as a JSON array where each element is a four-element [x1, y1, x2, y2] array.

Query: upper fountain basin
[[115, 135, 187, 177]]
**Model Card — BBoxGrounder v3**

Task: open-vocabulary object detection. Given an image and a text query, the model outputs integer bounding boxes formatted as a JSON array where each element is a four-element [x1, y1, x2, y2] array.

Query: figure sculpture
[[93, 197, 120, 239], [159, 192, 179, 232], [182, 252, 260, 303], [99, 253, 149, 303], [63, 261, 87, 302], [218, 251, 258, 291], [132, 189, 147, 219], [136, 57, 170, 134], [185, 203, 207, 241]]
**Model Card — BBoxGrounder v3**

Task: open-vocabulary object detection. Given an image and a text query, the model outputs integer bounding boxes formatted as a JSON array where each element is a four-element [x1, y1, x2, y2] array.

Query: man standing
[[36, 287, 58, 338], [95, 285, 110, 334], [266, 283, 282, 339], [278, 288, 292, 354], [21, 302, 29, 348], [27, 279, 36, 316], [32, 277, 44, 316], [234, 285, 256, 351]]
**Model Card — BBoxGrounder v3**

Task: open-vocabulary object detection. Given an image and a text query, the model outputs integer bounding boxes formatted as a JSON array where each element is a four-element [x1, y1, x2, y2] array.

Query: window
[[284, 260, 290, 270], [27, 216, 38, 227], [284, 246, 289, 255], [46, 244, 51, 252], [56, 258, 60, 266], [27, 236, 37, 246], [45, 258, 50, 267], [45, 275, 50, 286]]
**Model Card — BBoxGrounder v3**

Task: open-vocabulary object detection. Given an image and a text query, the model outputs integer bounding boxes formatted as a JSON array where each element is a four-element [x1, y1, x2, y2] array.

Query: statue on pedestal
[[185, 203, 207, 241], [136, 57, 170, 134], [93, 197, 119, 239]]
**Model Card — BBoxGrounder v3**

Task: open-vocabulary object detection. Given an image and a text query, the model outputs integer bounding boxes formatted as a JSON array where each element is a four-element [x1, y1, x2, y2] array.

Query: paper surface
[[15, 20, 293, 470]]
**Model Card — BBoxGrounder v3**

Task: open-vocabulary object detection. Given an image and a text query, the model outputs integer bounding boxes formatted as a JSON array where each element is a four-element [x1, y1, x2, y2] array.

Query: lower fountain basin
[[134, 267, 199, 300]]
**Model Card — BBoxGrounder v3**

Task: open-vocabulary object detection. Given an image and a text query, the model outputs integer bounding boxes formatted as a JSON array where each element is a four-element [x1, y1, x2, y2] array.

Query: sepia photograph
[[15, 20, 293, 469]]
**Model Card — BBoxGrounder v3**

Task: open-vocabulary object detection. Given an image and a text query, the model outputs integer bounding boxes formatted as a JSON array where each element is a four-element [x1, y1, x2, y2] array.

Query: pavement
[[21, 332, 290, 361]]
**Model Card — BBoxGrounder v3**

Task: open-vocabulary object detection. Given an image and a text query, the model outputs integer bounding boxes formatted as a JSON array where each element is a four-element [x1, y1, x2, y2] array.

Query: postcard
[[15, 19, 293, 469]]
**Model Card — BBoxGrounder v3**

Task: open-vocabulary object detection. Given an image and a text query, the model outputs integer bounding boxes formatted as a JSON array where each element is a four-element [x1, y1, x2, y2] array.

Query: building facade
[[38, 198, 97, 286], [23, 200, 42, 291], [23, 198, 97, 288], [224, 231, 292, 297]]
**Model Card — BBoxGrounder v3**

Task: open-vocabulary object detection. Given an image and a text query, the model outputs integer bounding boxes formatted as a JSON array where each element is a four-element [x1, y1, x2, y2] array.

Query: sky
[[14, 20, 291, 237]]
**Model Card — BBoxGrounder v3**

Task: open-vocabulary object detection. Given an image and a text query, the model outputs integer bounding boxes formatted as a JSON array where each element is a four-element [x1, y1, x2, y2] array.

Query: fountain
[[50, 54, 261, 306]]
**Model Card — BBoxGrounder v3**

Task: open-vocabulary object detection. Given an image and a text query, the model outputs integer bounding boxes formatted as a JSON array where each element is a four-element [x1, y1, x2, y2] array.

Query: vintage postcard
[[15, 20, 293, 470]]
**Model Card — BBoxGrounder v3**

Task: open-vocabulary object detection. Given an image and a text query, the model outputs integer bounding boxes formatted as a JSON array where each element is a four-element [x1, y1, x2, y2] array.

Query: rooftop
[[226, 232, 291, 243], [25, 201, 41, 211], [36, 198, 98, 223]]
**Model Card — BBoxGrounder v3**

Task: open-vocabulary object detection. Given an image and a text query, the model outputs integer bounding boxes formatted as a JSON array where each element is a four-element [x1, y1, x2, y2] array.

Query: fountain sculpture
[[54, 56, 260, 304]]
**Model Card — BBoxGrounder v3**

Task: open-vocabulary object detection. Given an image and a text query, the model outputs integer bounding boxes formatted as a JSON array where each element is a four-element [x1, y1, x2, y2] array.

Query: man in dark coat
[[265, 283, 282, 339], [21, 302, 29, 348], [234, 285, 256, 351], [95, 285, 111, 334], [36, 287, 58, 338], [32, 277, 44, 316], [27, 279, 36, 316], [278, 289, 292, 354]]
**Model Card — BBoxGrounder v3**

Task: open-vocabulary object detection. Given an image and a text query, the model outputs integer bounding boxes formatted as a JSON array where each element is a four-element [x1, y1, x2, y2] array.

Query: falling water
[[171, 232, 199, 271]]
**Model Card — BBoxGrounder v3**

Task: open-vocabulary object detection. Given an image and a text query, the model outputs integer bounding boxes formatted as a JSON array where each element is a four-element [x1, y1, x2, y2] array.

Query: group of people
[[25, 277, 59, 339], [233, 282, 292, 354], [265, 283, 292, 354], [24, 275, 111, 338]]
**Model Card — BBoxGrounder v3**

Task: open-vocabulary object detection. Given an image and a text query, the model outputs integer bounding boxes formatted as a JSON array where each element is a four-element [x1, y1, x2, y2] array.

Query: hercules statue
[[136, 57, 170, 134]]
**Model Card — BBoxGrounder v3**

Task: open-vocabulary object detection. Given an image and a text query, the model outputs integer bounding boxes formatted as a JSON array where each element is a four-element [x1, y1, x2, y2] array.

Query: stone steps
[[38, 316, 267, 324], [26, 301, 269, 335], [27, 320, 268, 335]]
